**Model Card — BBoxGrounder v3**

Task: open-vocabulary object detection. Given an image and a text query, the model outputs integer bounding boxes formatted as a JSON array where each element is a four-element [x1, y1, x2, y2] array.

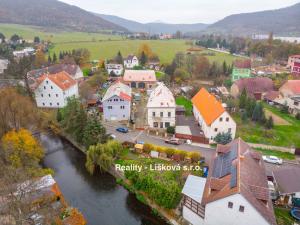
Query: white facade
[[124, 55, 139, 68], [106, 64, 124, 76], [147, 83, 176, 129], [0, 59, 9, 74], [103, 95, 131, 121], [193, 107, 236, 143], [204, 194, 271, 225], [183, 206, 204, 225], [34, 78, 78, 108]]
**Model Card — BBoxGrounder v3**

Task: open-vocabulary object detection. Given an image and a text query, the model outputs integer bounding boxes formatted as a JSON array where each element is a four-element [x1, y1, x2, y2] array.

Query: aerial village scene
[[0, 0, 300, 225]]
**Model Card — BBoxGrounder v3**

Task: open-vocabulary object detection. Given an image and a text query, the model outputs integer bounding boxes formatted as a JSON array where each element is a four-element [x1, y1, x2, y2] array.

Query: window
[[48, 94, 51, 97], [226, 117, 229, 122], [41, 94, 43, 97], [120, 106, 125, 109], [46, 81, 48, 84], [239, 206, 245, 212], [153, 122, 158, 128], [108, 106, 113, 109], [42, 103, 45, 106], [50, 103, 52, 106], [228, 202, 233, 209], [165, 122, 170, 128], [57, 102, 59, 106], [160, 122, 164, 128], [152, 112, 156, 117], [168, 112, 171, 117], [228, 128, 232, 133], [44, 86, 46, 90], [214, 128, 218, 132], [160, 112, 163, 117], [219, 117, 223, 122], [51, 86, 53, 89], [123, 115, 125, 118], [56, 94, 58, 97]]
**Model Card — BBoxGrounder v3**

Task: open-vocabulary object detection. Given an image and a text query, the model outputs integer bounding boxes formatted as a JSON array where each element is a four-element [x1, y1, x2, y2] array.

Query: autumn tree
[[192, 55, 210, 78], [0, 88, 40, 137], [34, 49, 47, 68], [82, 117, 107, 148], [138, 43, 154, 59]]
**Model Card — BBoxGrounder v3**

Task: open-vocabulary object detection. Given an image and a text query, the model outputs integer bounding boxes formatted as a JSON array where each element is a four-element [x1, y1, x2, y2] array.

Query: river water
[[41, 133, 168, 225]]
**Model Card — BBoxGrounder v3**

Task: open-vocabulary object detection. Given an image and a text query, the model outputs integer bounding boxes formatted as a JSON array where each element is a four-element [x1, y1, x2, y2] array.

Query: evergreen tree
[[252, 102, 263, 122], [265, 116, 274, 129], [34, 36, 40, 43], [52, 53, 57, 63], [239, 89, 247, 109], [48, 55, 52, 64], [59, 52, 63, 60], [222, 61, 228, 75], [83, 117, 107, 148], [56, 109, 62, 122], [115, 51, 123, 64], [140, 51, 147, 66], [241, 111, 248, 123], [214, 132, 233, 145], [0, 32, 5, 41]]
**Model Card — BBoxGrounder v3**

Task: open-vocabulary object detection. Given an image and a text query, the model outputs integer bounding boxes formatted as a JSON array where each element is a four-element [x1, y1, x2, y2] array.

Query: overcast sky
[[60, 0, 300, 24]]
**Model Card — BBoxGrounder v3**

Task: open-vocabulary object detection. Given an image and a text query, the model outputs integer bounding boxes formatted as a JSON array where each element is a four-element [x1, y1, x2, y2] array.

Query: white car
[[262, 155, 283, 165]]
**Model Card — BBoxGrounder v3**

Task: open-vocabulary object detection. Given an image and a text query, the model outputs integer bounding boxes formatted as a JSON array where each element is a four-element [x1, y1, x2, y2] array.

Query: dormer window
[[239, 206, 245, 213], [228, 202, 233, 209]]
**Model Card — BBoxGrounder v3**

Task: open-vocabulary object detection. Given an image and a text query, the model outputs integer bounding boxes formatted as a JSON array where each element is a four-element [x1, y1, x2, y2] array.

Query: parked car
[[108, 134, 116, 139], [116, 127, 129, 133], [262, 155, 283, 165], [165, 138, 183, 145]]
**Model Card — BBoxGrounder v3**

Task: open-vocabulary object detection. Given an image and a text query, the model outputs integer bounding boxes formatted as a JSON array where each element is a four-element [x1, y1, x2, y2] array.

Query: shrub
[[155, 146, 165, 153], [166, 126, 175, 134], [189, 152, 201, 163], [214, 132, 232, 145], [296, 113, 300, 120], [143, 143, 154, 154], [165, 148, 175, 158], [175, 150, 187, 161], [265, 116, 274, 129]]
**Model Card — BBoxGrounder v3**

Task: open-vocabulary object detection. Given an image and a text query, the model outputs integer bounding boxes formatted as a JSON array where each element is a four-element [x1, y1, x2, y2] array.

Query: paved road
[[105, 125, 215, 162], [105, 124, 300, 173]]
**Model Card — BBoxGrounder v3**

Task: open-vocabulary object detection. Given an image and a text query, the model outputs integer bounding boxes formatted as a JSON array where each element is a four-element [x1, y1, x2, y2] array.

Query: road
[[105, 124, 300, 173], [105, 125, 215, 162]]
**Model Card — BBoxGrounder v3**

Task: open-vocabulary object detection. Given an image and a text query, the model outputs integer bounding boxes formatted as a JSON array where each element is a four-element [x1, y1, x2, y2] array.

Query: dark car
[[165, 138, 183, 145], [116, 127, 129, 133]]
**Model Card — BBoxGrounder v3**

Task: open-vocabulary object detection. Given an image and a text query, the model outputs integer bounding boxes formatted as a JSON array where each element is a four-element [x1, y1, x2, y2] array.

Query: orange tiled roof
[[191, 88, 225, 126], [37, 71, 77, 91]]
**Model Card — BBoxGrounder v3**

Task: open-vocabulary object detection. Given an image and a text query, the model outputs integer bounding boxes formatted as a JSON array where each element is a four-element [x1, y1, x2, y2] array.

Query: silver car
[[262, 155, 283, 165]]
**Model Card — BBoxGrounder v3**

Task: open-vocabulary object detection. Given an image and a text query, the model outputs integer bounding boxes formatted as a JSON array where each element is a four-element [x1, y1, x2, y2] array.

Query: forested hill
[[206, 2, 300, 36], [0, 0, 127, 32]]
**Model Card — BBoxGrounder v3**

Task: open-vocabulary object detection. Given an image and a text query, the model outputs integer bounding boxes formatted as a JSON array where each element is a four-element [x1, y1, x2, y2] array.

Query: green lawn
[[200, 49, 238, 65], [254, 148, 295, 160], [176, 96, 193, 116], [1, 23, 240, 64], [234, 104, 300, 147], [274, 208, 296, 225]]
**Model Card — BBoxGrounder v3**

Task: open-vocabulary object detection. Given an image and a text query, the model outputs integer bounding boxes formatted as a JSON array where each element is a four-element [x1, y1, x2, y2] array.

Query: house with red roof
[[230, 77, 274, 100], [191, 88, 236, 143], [34, 71, 79, 108], [102, 81, 132, 121], [277, 80, 300, 114], [123, 70, 156, 89], [182, 138, 277, 225]]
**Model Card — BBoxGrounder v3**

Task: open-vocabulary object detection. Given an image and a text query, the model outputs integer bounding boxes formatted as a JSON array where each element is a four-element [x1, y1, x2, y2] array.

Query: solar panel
[[229, 143, 238, 160], [230, 165, 237, 188], [212, 152, 232, 178]]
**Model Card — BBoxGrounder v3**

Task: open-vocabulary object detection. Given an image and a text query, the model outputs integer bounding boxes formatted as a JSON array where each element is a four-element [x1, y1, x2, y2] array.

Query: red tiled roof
[[202, 138, 277, 225], [234, 77, 274, 97], [280, 80, 300, 95], [191, 88, 225, 126], [264, 91, 280, 101], [37, 71, 77, 91], [234, 59, 251, 69]]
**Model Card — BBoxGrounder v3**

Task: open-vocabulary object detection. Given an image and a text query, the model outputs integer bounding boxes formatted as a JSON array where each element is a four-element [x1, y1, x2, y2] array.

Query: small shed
[[150, 151, 159, 158], [176, 105, 186, 116], [134, 144, 144, 153]]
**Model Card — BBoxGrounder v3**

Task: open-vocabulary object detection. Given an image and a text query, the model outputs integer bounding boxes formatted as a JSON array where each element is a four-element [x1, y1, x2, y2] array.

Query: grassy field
[[254, 148, 295, 160], [176, 96, 193, 116], [234, 104, 300, 147], [1, 23, 240, 64], [274, 208, 296, 225]]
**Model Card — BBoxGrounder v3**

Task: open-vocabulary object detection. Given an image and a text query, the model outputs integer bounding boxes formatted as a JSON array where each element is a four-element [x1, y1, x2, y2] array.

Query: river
[[41, 133, 168, 225]]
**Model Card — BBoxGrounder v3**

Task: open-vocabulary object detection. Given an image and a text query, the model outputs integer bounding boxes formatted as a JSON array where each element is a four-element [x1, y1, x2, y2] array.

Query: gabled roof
[[202, 138, 276, 225], [36, 72, 77, 91], [125, 54, 137, 61], [234, 77, 274, 97], [28, 64, 81, 79], [123, 70, 156, 82], [191, 88, 225, 126], [182, 175, 206, 203], [264, 91, 280, 101], [233, 59, 251, 69], [273, 168, 300, 195], [147, 83, 175, 108], [280, 80, 300, 95], [102, 81, 132, 102]]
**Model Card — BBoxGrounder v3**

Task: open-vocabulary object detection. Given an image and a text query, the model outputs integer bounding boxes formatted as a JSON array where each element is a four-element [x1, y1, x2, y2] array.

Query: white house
[[147, 83, 176, 129], [13, 47, 35, 58], [191, 88, 236, 143], [34, 71, 79, 108], [0, 59, 9, 74], [102, 81, 132, 121], [124, 55, 139, 68], [105, 63, 124, 76], [182, 138, 277, 225]]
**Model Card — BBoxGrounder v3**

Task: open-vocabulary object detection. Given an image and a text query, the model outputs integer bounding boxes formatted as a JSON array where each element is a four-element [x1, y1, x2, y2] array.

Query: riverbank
[[56, 130, 182, 225]]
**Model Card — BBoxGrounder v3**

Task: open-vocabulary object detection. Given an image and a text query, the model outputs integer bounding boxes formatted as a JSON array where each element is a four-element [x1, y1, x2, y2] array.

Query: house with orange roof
[[147, 82, 176, 129], [191, 88, 236, 143], [182, 138, 277, 225], [34, 71, 79, 108]]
